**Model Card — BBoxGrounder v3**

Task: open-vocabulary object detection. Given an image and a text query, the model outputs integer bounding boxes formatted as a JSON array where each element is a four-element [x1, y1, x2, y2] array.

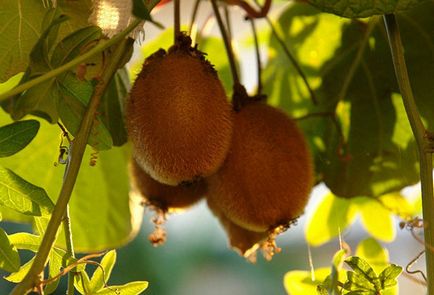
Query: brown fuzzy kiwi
[[129, 157, 206, 211], [207, 102, 314, 233], [126, 34, 233, 186], [207, 198, 268, 259]]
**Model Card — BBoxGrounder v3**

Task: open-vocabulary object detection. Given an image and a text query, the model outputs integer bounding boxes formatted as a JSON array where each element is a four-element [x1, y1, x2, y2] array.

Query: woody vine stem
[[9, 20, 141, 295], [383, 14, 434, 293]]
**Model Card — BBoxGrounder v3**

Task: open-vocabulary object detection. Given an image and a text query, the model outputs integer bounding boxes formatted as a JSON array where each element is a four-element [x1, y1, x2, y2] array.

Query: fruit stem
[[223, 5, 233, 44], [262, 12, 318, 105], [248, 17, 262, 96], [174, 0, 181, 42], [210, 0, 244, 109], [9, 30, 135, 295], [188, 0, 201, 37], [383, 13, 434, 293]]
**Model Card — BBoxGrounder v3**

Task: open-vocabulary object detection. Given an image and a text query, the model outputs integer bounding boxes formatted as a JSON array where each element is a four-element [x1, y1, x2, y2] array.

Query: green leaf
[[355, 197, 395, 242], [9, 232, 41, 252], [45, 248, 64, 294], [99, 69, 129, 146], [0, 120, 40, 157], [306, 0, 430, 18], [58, 73, 113, 150], [0, 166, 54, 216], [264, 2, 433, 198], [10, 12, 69, 123], [0, 73, 24, 95], [0, 0, 47, 82], [355, 238, 389, 275], [0, 110, 142, 251], [96, 281, 149, 295], [284, 268, 331, 295], [74, 268, 92, 295], [0, 227, 20, 272], [305, 193, 357, 246], [29, 13, 69, 73], [345, 257, 380, 290], [51, 26, 102, 67], [329, 249, 347, 294], [4, 256, 34, 283], [344, 271, 376, 292], [379, 264, 402, 289], [132, 0, 153, 21], [89, 250, 117, 292]]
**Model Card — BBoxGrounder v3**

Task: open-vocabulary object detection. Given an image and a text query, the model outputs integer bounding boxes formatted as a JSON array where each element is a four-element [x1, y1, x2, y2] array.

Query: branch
[[383, 13, 434, 293], [9, 21, 139, 295]]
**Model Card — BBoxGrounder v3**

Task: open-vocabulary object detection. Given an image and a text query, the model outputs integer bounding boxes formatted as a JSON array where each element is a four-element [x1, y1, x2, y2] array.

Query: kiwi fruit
[[126, 34, 233, 186], [207, 197, 268, 260], [129, 157, 206, 212], [206, 102, 314, 233]]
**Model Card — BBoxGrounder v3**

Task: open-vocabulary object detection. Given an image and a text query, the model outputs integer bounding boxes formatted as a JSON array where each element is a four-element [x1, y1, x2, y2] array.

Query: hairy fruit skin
[[129, 158, 206, 211], [127, 41, 233, 186], [207, 198, 267, 256], [207, 102, 314, 232]]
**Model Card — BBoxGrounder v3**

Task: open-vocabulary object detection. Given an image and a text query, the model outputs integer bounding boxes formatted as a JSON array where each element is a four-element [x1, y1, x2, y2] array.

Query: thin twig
[[188, 0, 201, 36], [174, 0, 181, 42], [406, 250, 427, 283], [210, 0, 240, 86], [226, 0, 272, 18], [247, 17, 262, 96]]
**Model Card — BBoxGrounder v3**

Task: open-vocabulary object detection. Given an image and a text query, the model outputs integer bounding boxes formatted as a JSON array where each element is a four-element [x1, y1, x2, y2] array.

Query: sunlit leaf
[[0, 166, 54, 216], [100, 69, 129, 146], [96, 281, 149, 294], [58, 73, 113, 150], [379, 264, 402, 289], [0, 0, 47, 82], [306, 0, 430, 18], [284, 268, 331, 295], [264, 2, 434, 198], [345, 256, 380, 290], [51, 26, 102, 67], [4, 256, 34, 283], [355, 238, 389, 275], [89, 250, 117, 292], [0, 227, 20, 272], [355, 197, 395, 242], [9, 232, 41, 252], [0, 120, 40, 157], [45, 248, 64, 294], [0, 110, 142, 251], [305, 193, 357, 246], [0, 73, 24, 95], [74, 267, 92, 295]]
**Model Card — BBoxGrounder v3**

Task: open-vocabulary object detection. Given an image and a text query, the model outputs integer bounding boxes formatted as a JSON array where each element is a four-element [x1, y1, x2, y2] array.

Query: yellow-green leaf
[[305, 193, 357, 246], [89, 250, 117, 292], [96, 281, 149, 295], [0, 227, 20, 272], [284, 268, 330, 295], [356, 197, 395, 242]]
